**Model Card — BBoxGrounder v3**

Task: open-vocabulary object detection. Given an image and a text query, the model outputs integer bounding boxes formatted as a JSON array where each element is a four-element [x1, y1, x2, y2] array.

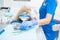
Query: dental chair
[[52, 19, 60, 40]]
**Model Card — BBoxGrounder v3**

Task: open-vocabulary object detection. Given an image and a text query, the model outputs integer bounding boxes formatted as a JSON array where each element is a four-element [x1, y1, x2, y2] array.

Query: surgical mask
[[19, 14, 30, 21]]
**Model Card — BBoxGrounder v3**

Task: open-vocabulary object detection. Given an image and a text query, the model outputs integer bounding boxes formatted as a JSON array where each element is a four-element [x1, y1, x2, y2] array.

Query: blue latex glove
[[19, 20, 38, 30]]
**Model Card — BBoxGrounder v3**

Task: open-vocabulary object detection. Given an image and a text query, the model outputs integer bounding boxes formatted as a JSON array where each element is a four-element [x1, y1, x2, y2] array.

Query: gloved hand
[[19, 20, 38, 30]]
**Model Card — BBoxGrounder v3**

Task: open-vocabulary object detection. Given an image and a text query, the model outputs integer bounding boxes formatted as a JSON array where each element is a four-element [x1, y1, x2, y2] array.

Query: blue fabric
[[39, 0, 57, 40], [19, 20, 37, 30]]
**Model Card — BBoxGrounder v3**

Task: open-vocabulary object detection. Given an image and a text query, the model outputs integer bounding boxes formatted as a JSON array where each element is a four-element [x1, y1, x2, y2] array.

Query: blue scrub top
[[39, 0, 57, 40], [39, 0, 57, 26]]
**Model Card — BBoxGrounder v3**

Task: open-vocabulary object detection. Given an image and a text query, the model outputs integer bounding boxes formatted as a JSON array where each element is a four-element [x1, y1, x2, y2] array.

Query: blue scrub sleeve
[[46, 2, 57, 15]]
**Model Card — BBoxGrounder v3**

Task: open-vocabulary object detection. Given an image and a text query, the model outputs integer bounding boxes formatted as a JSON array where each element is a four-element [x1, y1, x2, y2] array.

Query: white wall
[[0, 0, 4, 7], [54, 0, 60, 20], [4, 0, 43, 15], [53, 0, 60, 20]]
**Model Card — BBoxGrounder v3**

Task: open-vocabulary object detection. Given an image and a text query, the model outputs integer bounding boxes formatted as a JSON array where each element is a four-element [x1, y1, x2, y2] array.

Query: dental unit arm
[[0, 7, 10, 35]]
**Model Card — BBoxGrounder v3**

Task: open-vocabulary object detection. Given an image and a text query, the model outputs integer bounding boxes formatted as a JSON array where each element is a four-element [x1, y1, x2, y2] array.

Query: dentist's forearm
[[38, 14, 52, 25], [38, 18, 50, 25]]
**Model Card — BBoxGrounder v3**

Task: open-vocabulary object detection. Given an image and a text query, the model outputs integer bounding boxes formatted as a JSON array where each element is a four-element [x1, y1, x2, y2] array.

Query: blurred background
[[0, 0, 60, 40]]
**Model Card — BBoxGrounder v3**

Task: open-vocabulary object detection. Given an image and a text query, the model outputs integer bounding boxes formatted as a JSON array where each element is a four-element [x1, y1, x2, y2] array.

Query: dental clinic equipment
[[0, 7, 12, 24], [0, 7, 11, 35], [53, 19, 60, 31], [0, 11, 5, 35], [52, 19, 60, 40], [3, 7, 13, 24]]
